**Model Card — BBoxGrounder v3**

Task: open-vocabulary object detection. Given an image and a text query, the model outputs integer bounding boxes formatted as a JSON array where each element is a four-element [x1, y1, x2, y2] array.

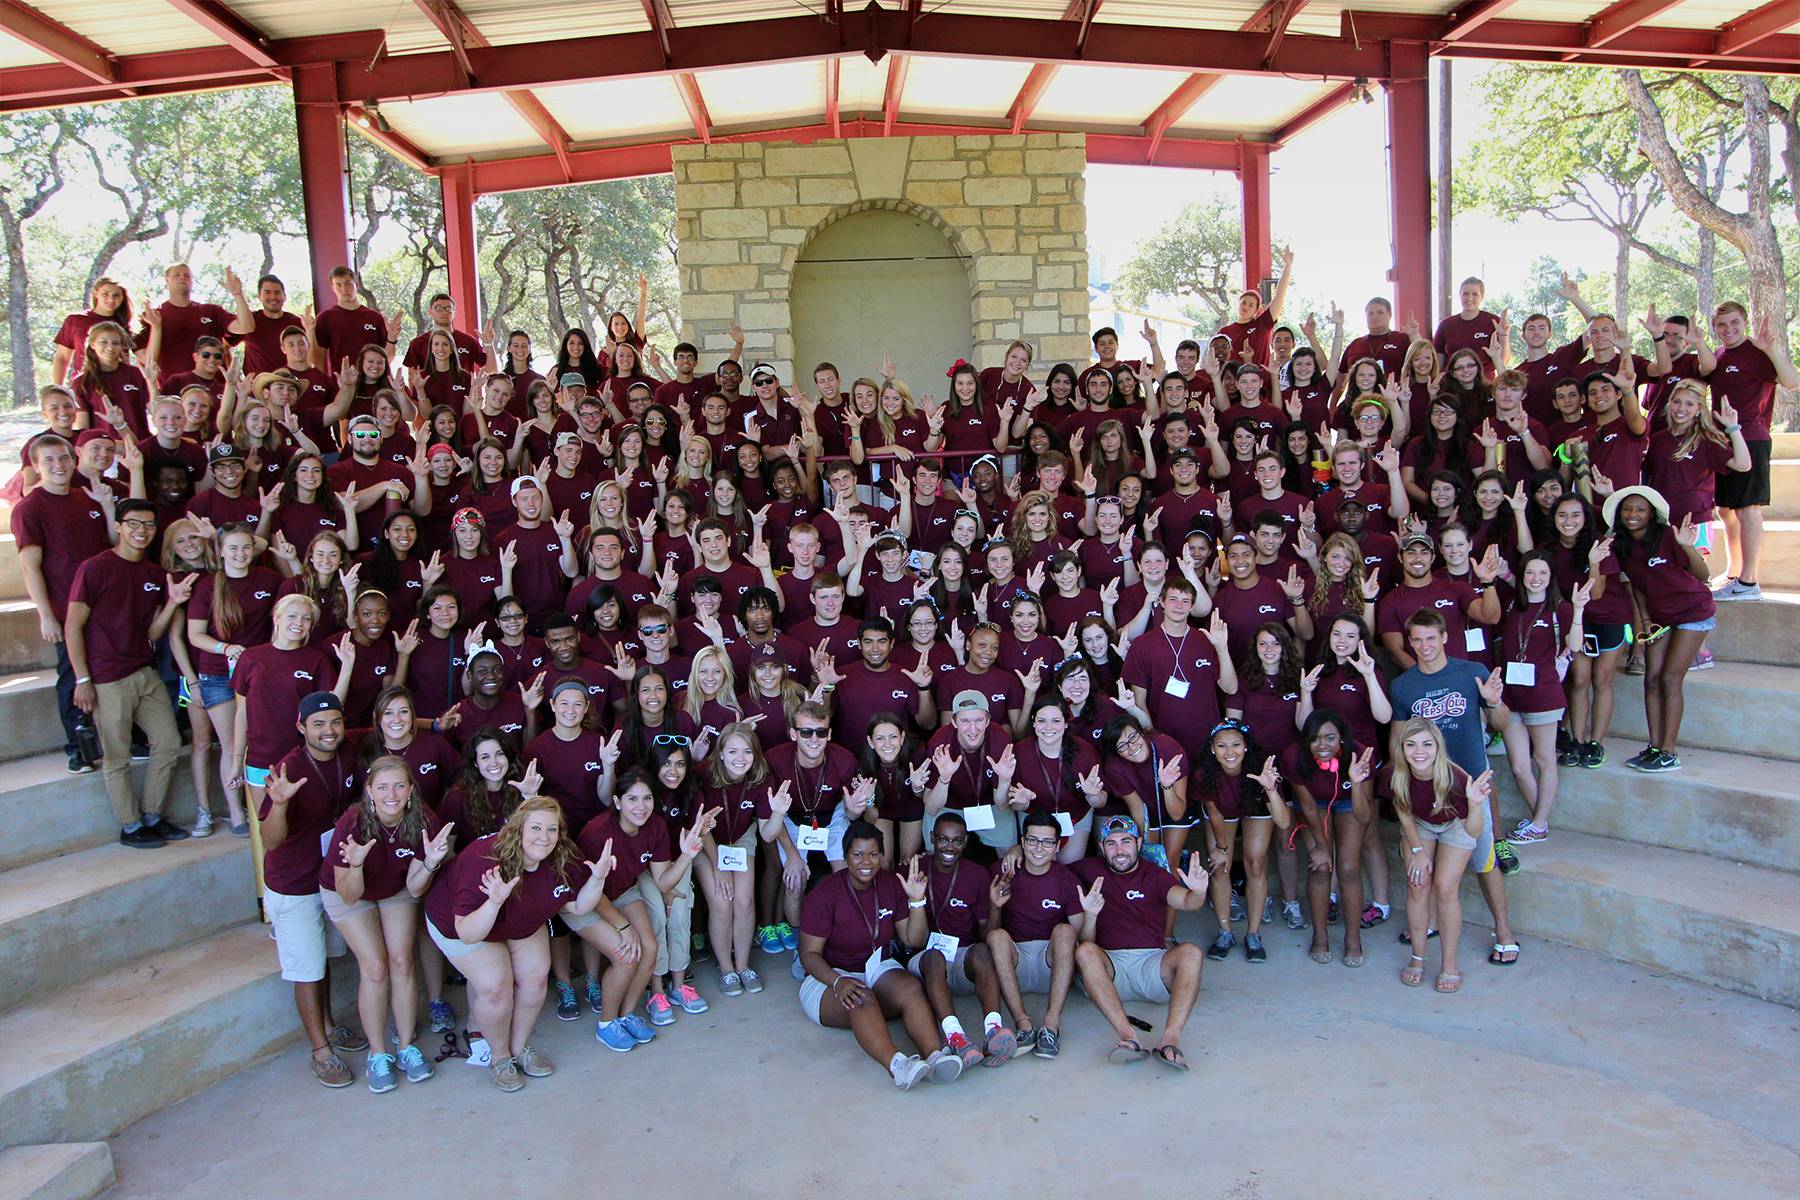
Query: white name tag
[[1505, 661, 1536, 687], [796, 825, 829, 853], [1054, 812, 1075, 837], [961, 805, 996, 831], [1465, 628, 1487, 653], [320, 830, 335, 857], [717, 845, 749, 872], [1163, 677, 1191, 699], [864, 947, 885, 978], [925, 931, 960, 960]]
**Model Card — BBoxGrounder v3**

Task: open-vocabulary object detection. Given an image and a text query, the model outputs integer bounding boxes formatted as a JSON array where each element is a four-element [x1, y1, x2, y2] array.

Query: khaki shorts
[[1418, 800, 1493, 870], [426, 913, 486, 960], [907, 942, 975, 995], [1098, 947, 1170, 1004], [1009, 938, 1055, 994], [798, 959, 903, 1026], [320, 887, 417, 924], [265, 889, 346, 982]]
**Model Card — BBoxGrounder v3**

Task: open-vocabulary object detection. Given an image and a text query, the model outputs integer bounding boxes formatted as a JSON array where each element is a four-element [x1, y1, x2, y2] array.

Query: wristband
[[908, 898, 927, 909], [1723, 423, 1741, 434], [1652, 334, 1666, 343], [76, 676, 91, 685]]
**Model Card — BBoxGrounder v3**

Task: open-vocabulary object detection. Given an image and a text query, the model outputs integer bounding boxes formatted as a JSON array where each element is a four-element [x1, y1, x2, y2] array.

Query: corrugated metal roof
[[24, 0, 226, 56], [1031, 63, 1188, 127], [900, 54, 1038, 121], [1175, 74, 1346, 135], [381, 91, 543, 156], [534, 75, 697, 142], [0, 35, 57, 69]]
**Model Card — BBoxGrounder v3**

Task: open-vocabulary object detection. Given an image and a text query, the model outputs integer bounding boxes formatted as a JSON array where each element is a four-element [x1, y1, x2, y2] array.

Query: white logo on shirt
[[553, 883, 572, 898], [1041, 899, 1063, 910], [1125, 889, 1147, 901], [294, 671, 314, 681]]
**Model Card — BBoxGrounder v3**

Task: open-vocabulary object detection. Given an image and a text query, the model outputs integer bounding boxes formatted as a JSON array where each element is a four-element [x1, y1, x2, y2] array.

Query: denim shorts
[[1677, 616, 1717, 633], [197, 673, 235, 708]]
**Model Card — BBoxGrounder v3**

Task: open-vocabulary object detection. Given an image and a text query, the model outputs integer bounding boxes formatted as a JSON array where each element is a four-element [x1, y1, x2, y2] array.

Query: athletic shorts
[[907, 942, 975, 995], [1517, 708, 1565, 727], [798, 959, 904, 1026], [1583, 622, 1629, 656], [1716, 439, 1771, 509], [265, 888, 345, 982], [1677, 616, 1716, 633]]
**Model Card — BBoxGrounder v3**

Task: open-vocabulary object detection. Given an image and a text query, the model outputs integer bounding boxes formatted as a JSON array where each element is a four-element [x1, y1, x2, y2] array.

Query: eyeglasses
[[1021, 835, 1059, 849], [652, 734, 691, 746], [795, 727, 830, 739], [496, 610, 527, 622], [638, 624, 669, 636], [198, 352, 223, 361], [120, 518, 157, 531]]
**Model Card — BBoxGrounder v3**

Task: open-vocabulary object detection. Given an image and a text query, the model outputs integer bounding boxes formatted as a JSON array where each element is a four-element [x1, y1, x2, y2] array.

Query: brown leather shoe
[[310, 1051, 353, 1088], [518, 1046, 554, 1077], [490, 1056, 525, 1092]]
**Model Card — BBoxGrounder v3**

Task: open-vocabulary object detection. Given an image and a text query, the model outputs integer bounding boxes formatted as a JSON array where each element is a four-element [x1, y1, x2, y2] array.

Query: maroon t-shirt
[[162, 370, 226, 405], [493, 521, 571, 621], [1221, 309, 1276, 365], [578, 808, 671, 900], [1583, 420, 1648, 492], [1213, 575, 1293, 662], [338, 633, 399, 726], [995, 860, 1082, 942], [1231, 675, 1303, 759], [1707, 341, 1779, 442], [1644, 429, 1736, 526], [918, 725, 1011, 810], [1618, 527, 1714, 627], [1377, 575, 1480, 651], [799, 868, 908, 971], [1152, 486, 1222, 550], [1493, 599, 1572, 715], [313, 305, 389, 374], [1338, 331, 1410, 381], [1121, 625, 1224, 764], [141, 300, 233, 385], [932, 665, 1021, 718], [1518, 344, 1583, 423], [71, 364, 152, 440], [187, 567, 281, 676], [68, 552, 169, 683], [448, 689, 532, 753], [700, 777, 775, 846], [319, 804, 442, 901], [923, 860, 990, 941], [234, 310, 304, 375], [232, 642, 335, 766], [185, 486, 263, 536], [375, 729, 462, 810], [1404, 765, 1471, 823], [1010, 737, 1099, 819], [259, 744, 361, 896], [439, 553, 502, 626], [524, 727, 609, 831], [11, 486, 112, 622], [1280, 743, 1355, 812], [1070, 857, 1174, 951], [765, 741, 861, 828], [1433, 311, 1502, 376], [1310, 667, 1384, 761], [425, 833, 593, 944], [404, 328, 488, 374]]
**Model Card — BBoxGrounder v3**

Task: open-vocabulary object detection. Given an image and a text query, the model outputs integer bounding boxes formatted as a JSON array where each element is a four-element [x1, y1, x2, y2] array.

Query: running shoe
[[756, 925, 785, 954], [1228, 892, 1245, 923], [191, 810, 216, 838], [1282, 900, 1306, 930], [892, 1054, 931, 1090], [1714, 579, 1762, 602], [585, 977, 604, 1014], [1360, 902, 1390, 929], [518, 1046, 554, 1077], [1494, 841, 1522, 876], [365, 1052, 397, 1094], [720, 971, 744, 997], [946, 1031, 984, 1071], [1245, 933, 1267, 963], [1510, 822, 1549, 845], [1032, 1027, 1061, 1059], [740, 968, 765, 993], [1262, 894, 1275, 924], [429, 999, 456, 1033], [396, 1043, 434, 1083], [778, 922, 799, 951], [595, 1020, 636, 1053], [1625, 745, 1659, 770], [924, 1048, 965, 1084], [619, 1013, 657, 1044], [646, 992, 677, 1027], [1579, 741, 1606, 769], [1690, 648, 1715, 671], [674, 983, 710, 1014], [143, 816, 190, 841], [1641, 750, 1683, 773], [981, 1025, 1016, 1065], [66, 753, 96, 774], [490, 1057, 524, 1092], [1557, 742, 1581, 768], [554, 981, 580, 1020], [1206, 931, 1235, 961]]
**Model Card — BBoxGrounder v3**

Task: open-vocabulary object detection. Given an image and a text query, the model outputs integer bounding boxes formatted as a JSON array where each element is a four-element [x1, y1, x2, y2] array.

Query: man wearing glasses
[[764, 702, 860, 949], [64, 499, 195, 847], [326, 414, 411, 511], [625, 604, 692, 693], [985, 810, 1084, 1060]]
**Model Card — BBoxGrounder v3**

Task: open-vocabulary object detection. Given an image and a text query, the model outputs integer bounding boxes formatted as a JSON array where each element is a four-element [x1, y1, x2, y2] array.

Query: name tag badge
[[717, 845, 749, 872], [1465, 628, 1487, 653], [1163, 677, 1191, 699], [1054, 812, 1076, 837], [1505, 661, 1536, 687], [320, 830, 335, 857], [796, 825, 829, 854], [925, 931, 960, 960], [962, 805, 997, 831], [864, 947, 885, 979]]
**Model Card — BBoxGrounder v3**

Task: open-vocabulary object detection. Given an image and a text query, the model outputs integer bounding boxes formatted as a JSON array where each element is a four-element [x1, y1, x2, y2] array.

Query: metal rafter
[[1270, 81, 1356, 146], [1000, 2, 1100, 137], [1715, 0, 1796, 56], [1140, 2, 1306, 164], [1438, 0, 1521, 43], [160, 0, 278, 69], [409, 0, 574, 179], [824, 57, 841, 136], [2, 0, 115, 84], [881, 53, 910, 135]]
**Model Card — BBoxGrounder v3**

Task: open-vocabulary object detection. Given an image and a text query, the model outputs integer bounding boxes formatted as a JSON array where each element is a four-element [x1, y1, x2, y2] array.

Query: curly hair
[[1196, 722, 1278, 817], [493, 794, 580, 888], [1308, 531, 1368, 618], [1233, 621, 1304, 695]]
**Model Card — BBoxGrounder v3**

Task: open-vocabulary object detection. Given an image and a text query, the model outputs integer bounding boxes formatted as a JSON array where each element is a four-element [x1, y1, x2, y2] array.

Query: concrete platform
[[0, 601, 58, 674], [1609, 661, 1800, 761], [0, 671, 70, 764], [1705, 587, 1800, 666], [101, 924, 1798, 1200], [1744, 521, 1800, 589], [0, 753, 203, 873], [0, 1144, 114, 1200]]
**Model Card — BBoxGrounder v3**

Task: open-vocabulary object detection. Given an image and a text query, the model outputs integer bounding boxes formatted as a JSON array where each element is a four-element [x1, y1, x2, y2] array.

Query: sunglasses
[[652, 734, 691, 746], [794, 727, 830, 739], [954, 508, 981, 520], [198, 352, 223, 361], [351, 429, 382, 440], [638, 624, 670, 636]]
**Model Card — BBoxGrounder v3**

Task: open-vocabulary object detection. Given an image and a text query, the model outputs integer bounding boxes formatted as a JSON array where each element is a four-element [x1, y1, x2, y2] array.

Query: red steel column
[[1239, 140, 1272, 293], [292, 64, 355, 311], [1385, 40, 1432, 327], [440, 163, 480, 332]]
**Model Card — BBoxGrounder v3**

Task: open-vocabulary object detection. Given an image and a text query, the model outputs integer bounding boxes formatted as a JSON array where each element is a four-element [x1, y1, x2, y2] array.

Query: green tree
[[0, 113, 69, 405], [1114, 195, 1243, 330]]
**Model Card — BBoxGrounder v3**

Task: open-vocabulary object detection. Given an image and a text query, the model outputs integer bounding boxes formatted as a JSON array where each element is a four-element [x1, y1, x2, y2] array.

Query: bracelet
[[1409, 845, 1423, 855], [1723, 423, 1741, 434], [1652, 334, 1666, 343], [908, 898, 927, 909], [76, 676, 91, 685], [616, 923, 630, 934]]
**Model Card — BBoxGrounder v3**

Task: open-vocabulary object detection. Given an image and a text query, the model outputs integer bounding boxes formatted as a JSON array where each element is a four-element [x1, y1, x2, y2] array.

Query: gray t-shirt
[[1389, 657, 1491, 776]]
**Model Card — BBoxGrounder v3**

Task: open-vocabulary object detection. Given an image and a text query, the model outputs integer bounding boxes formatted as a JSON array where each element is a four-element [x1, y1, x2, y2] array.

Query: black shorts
[[1583, 622, 1630, 656], [1716, 439, 1771, 509]]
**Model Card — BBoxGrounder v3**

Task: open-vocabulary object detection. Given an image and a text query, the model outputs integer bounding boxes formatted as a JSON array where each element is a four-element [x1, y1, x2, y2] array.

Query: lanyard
[[927, 862, 962, 931], [1145, 738, 1164, 828], [850, 877, 884, 954], [794, 755, 830, 824], [1162, 627, 1191, 683]]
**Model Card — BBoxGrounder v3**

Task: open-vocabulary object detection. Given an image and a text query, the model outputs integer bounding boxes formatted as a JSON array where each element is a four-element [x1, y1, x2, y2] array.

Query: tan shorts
[[906, 943, 975, 995], [1009, 938, 1055, 994], [1097, 947, 1170, 1004], [320, 887, 417, 924], [265, 889, 346, 982], [425, 914, 486, 961], [798, 959, 904, 1026]]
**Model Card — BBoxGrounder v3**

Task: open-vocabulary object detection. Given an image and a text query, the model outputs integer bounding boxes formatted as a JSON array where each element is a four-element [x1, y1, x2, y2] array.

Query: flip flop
[[1398, 928, 1438, 945], [1401, 954, 1425, 987], [1488, 943, 1520, 966], [1153, 1044, 1190, 1072], [1435, 972, 1462, 994], [1107, 1039, 1150, 1064]]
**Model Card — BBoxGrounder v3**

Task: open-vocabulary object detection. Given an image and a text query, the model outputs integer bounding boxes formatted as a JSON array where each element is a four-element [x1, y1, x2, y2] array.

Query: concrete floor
[[106, 916, 1798, 1200]]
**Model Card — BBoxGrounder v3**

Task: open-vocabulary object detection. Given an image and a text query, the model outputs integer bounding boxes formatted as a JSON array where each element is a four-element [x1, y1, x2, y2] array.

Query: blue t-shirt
[[1389, 657, 1491, 776]]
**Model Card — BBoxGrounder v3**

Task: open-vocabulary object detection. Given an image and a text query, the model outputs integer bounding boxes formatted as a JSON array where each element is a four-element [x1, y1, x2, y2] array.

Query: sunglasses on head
[[652, 734, 691, 746]]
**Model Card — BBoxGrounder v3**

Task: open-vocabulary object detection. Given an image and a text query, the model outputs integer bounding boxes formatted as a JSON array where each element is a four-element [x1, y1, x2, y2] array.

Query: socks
[[984, 1011, 1003, 1035], [940, 1016, 966, 1040]]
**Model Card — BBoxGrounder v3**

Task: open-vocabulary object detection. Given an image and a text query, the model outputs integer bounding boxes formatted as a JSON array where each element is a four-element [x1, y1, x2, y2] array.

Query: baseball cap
[[1397, 530, 1435, 552], [557, 371, 587, 390], [749, 362, 778, 383], [750, 642, 788, 668], [73, 429, 113, 448], [1170, 447, 1198, 464], [872, 529, 907, 550], [207, 443, 243, 465], [1099, 814, 1140, 840], [554, 431, 581, 448], [347, 413, 380, 431], [951, 689, 989, 714], [510, 476, 542, 498], [297, 691, 342, 720]]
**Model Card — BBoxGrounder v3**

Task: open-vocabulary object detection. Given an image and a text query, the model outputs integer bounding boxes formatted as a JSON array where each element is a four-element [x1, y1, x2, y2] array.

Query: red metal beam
[[1341, 11, 1799, 66], [1258, 1, 1307, 68], [292, 62, 355, 310], [343, 105, 434, 172], [675, 73, 713, 143], [639, 0, 674, 61], [1384, 42, 1431, 328], [881, 53, 910, 135], [160, 0, 279, 70], [1438, 0, 1521, 43], [1005, 66, 1055, 135], [1142, 75, 1222, 161], [1239, 140, 1272, 290], [441, 162, 480, 326], [1715, 0, 1796, 56], [1583, 1, 1683, 50], [1270, 81, 1356, 146], [2, 1, 115, 84], [824, 57, 840, 136]]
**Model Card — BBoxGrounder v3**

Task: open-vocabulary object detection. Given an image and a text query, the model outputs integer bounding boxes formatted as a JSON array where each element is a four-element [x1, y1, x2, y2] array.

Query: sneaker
[[674, 982, 709, 1014], [1282, 900, 1306, 930], [1245, 933, 1267, 963], [1557, 742, 1581, 767], [143, 816, 190, 842], [489, 1056, 525, 1092], [1327, 898, 1341, 924], [619, 1012, 657, 1044], [191, 810, 216, 838], [429, 999, 456, 1033], [646, 992, 677, 1026], [1714, 578, 1762, 601], [327, 1024, 368, 1053], [119, 825, 165, 849], [229, 819, 251, 838], [1623, 651, 1647, 676], [396, 1043, 433, 1083], [365, 1052, 397, 1094], [720, 971, 744, 997], [1207, 931, 1235, 961], [1494, 841, 1522, 876], [554, 981, 580, 1020], [1228, 892, 1246, 923], [778, 922, 799, 951], [518, 1046, 554, 1077], [1580, 740, 1606, 769], [310, 1051, 353, 1088], [924, 1048, 964, 1084], [1032, 1027, 1061, 1060], [981, 1025, 1016, 1065], [756, 925, 785, 955], [945, 1030, 984, 1070], [130, 743, 150, 762], [740, 968, 765, 994], [1262, 894, 1275, 924], [585, 977, 603, 1014], [1013, 1025, 1039, 1057], [789, 949, 806, 982], [1641, 749, 1683, 773], [1359, 902, 1390, 929], [596, 1019, 636, 1053], [1510, 822, 1549, 845], [1690, 648, 1715, 671], [1625, 745, 1659, 771], [1485, 729, 1503, 752], [66, 753, 96, 774], [891, 1054, 931, 1090]]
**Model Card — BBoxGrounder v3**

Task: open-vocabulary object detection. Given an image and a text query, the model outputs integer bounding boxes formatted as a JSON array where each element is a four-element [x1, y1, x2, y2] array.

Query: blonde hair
[[675, 434, 712, 488], [1402, 339, 1439, 383], [704, 721, 769, 789], [159, 517, 219, 573], [1309, 532, 1367, 617], [683, 646, 744, 724], [493, 794, 579, 887], [354, 756, 430, 847], [1661, 379, 1728, 461], [1007, 488, 1058, 564], [877, 378, 916, 446], [1388, 717, 1458, 819]]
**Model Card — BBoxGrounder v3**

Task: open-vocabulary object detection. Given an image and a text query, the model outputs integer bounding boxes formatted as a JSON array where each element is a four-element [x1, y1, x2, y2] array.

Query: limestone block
[[749, 244, 782, 265], [681, 293, 737, 321], [960, 229, 987, 253], [1060, 133, 1085, 147], [967, 162, 986, 176], [701, 208, 768, 238], [981, 208, 1014, 227], [742, 178, 798, 207], [975, 255, 1033, 283], [908, 161, 968, 180], [770, 229, 808, 245], [1041, 334, 1093, 359], [975, 295, 1015, 321], [702, 333, 737, 351], [1026, 148, 1087, 176], [739, 163, 762, 178], [1037, 177, 1068, 195], [986, 229, 1017, 253], [1060, 289, 1089, 314], [1059, 204, 1086, 232], [799, 177, 859, 205], [847, 138, 909, 198], [1019, 206, 1054, 228], [677, 182, 736, 210], [995, 322, 1020, 340], [700, 264, 759, 292], [986, 150, 1022, 174], [743, 143, 763, 157], [1040, 234, 1072, 249], [678, 239, 741, 266], [737, 301, 788, 331], [766, 145, 852, 175], [1022, 309, 1060, 335], [786, 206, 832, 227], [911, 137, 956, 158], [965, 177, 1032, 206], [1019, 236, 1038, 254], [992, 135, 1024, 148], [905, 181, 964, 207], [763, 272, 790, 289], [1036, 266, 1075, 289], [956, 136, 993, 151], [672, 145, 707, 164], [1025, 133, 1057, 148], [686, 162, 737, 182]]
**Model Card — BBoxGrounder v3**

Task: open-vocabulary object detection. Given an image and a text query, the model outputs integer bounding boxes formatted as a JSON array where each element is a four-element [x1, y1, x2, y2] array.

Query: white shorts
[[320, 887, 417, 925], [425, 913, 486, 961], [798, 959, 904, 1026], [906, 942, 975, 995], [265, 889, 345, 982]]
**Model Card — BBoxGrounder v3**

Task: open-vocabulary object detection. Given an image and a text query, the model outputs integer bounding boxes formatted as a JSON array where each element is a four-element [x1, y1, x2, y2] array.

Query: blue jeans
[[54, 640, 81, 757]]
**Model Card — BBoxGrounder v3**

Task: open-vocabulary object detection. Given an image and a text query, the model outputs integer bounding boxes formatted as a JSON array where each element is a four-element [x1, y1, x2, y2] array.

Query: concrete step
[[1739, 521, 1800, 589], [1772, 430, 1800, 459], [1610, 660, 1800, 762], [0, 671, 67, 764], [0, 536, 22, 602], [1705, 587, 1800, 667], [0, 838, 254, 1013], [1492, 737, 1799, 874], [0, 753, 205, 874], [0, 602, 56, 673], [0, 923, 320, 1149], [1452, 829, 1800, 1007], [1767, 459, 1799, 519], [0, 1144, 114, 1200]]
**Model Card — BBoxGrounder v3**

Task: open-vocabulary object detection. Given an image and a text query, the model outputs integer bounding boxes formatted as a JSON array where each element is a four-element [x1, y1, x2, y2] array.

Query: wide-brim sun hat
[[1601, 484, 1670, 528]]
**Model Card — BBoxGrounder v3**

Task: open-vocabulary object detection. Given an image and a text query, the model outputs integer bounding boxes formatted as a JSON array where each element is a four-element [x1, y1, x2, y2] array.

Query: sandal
[[1400, 955, 1425, 987], [1107, 1039, 1150, 1064], [1435, 972, 1462, 993], [1308, 947, 1333, 965], [1342, 950, 1364, 969], [1359, 903, 1390, 929], [1153, 1044, 1190, 1072], [1488, 943, 1520, 966], [1398, 927, 1438, 945]]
